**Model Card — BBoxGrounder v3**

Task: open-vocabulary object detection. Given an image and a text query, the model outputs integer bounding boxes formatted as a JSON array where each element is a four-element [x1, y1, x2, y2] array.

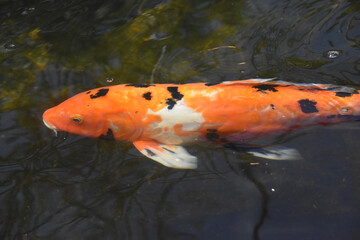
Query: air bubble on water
[[4, 43, 16, 49], [106, 78, 114, 83], [21, 7, 35, 15], [325, 50, 341, 59]]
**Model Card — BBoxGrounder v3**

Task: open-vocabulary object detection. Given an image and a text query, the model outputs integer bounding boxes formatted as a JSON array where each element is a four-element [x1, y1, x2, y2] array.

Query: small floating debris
[[249, 162, 260, 165], [202, 45, 237, 52], [21, 7, 35, 15], [325, 50, 342, 59], [4, 43, 16, 49], [146, 31, 170, 41], [106, 78, 114, 83]]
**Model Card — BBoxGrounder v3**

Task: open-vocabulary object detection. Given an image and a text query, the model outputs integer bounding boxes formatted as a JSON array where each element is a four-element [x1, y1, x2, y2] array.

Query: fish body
[[43, 79, 360, 168]]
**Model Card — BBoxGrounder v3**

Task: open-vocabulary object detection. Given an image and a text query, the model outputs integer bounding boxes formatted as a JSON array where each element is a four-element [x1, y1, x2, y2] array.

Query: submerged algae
[[1, 0, 246, 112]]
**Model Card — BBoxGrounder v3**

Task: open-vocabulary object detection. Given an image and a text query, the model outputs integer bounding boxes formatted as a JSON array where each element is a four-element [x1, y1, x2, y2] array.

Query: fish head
[[324, 90, 360, 122], [43, 87, 142, 140], [43, 91, 108, 138], [339, 94, 360, 120]]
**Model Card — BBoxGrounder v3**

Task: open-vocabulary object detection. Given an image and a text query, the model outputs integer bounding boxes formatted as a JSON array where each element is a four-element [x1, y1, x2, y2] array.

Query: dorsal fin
[[219, 79, 359, 94]]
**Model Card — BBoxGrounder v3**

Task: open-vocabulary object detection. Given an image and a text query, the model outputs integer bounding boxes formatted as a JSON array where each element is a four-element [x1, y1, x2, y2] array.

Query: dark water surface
[[1, 0, 360, 239]]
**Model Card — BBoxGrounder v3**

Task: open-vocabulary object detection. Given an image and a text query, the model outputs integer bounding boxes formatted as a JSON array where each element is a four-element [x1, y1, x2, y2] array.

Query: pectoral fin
[[133, 140, 197, 169], [247, 146, 302, 161]]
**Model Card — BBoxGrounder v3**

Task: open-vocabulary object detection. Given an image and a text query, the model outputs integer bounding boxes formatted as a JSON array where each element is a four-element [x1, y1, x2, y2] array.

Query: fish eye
[[71, 114, 83, 124], [341, 107, 351, 113]]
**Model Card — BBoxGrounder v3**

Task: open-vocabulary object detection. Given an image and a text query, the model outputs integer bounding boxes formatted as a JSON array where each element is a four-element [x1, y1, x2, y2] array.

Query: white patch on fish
[[146, 100, 205, 144], [188, 89, 223, 101]]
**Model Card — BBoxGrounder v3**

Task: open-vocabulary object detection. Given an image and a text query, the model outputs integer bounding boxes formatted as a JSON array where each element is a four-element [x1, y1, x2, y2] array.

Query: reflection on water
[[1, 0, 360, 239]]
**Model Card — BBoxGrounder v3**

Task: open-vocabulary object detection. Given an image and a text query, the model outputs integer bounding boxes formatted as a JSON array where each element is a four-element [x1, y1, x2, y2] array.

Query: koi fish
[[43, 79, 360, 169]]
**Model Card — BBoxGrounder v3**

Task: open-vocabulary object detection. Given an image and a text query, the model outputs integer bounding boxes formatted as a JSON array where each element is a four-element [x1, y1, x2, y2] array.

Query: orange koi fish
[[43, 79, 360, 169]]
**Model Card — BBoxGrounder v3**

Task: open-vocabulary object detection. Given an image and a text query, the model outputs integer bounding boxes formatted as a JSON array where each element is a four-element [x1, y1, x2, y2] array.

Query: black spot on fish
[[86, 91, 91, 94], [142, 92, 152, 100], [145, 149, 156, 157], [126, 83, 155, 88], [207, 129, 217, 132], [206, 132, 219, 141], [336, 92, 352, 97], [135, 111, 139, 114], [99, 128, 114, 140], [298, 99, 319, 114], [90, 88, 109, 99], [162, 147, 175, 153], [205, 82, 221, 86], [253, 84, 279, 93], [165, 86, 184, 110], [167, 87, 184, 100], [166, 98, 176, 110], [270, 104, 275, 110]]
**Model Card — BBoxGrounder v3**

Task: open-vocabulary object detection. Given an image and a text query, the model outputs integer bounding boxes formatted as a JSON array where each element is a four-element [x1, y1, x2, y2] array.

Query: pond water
[[1, 0, 360, 239]]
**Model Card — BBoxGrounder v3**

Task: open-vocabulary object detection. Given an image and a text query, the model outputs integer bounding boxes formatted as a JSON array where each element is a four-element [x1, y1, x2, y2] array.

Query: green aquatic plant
[[284, 56, 329, 69]]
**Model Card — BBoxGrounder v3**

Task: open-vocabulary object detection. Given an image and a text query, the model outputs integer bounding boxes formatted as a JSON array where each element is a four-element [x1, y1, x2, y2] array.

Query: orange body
[[43, 79, 360, 168]]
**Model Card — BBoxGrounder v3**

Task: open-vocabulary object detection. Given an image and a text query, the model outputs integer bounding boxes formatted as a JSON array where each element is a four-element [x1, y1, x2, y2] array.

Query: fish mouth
[[43, 118, 58, 136]]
